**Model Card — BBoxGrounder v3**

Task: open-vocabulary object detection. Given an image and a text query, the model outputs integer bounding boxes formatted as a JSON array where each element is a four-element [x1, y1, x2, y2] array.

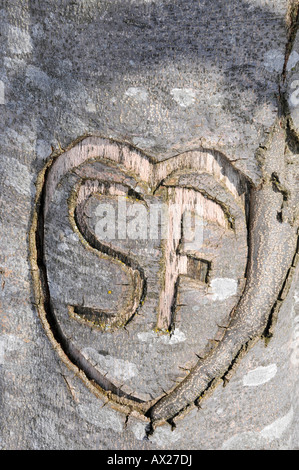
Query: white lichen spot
[[124, 87, 148, 102], [67, 232, 79, 242], [170, 88, 197, 107], [137, 331, 156, 342], [260, 408, 294, 441], [150, 426, 181, 446], [289, 80, 299, 108], [294, 290, 299, 304], [137, 328, 186, 345], [57, 242, 69, 252], [131, 422, 147, 441], [160, 329, 186, 345], [286, 51, 299, 71], [7, 26, 33, 55], [25, 65, 51, 92], [86, 100, 97, 113], [222, 408, 294, 449], [263, 49, 285, 73], [243, 363, 277, 387], [82, 348, 138, 381], [209, 278, 238, 301]]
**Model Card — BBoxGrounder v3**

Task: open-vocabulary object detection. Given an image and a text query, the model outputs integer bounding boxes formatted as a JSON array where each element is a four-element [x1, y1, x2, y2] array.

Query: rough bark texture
[[0, 0, 299, 450]]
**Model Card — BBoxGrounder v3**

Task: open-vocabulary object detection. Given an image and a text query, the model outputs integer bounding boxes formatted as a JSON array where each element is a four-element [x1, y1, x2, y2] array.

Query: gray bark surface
[[0, 0, 298, 450]]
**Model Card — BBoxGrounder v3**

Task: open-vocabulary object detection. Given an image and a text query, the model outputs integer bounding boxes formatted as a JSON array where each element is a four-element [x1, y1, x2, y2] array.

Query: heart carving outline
[[30, 135, 299, 428]]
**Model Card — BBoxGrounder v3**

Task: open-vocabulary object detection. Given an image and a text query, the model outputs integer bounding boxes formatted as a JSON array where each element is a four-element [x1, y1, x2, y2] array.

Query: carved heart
[[30, 136, 298, 428]]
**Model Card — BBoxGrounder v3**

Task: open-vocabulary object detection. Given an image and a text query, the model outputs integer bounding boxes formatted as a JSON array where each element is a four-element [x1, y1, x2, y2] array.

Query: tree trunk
[[0, 0, 298, 450]]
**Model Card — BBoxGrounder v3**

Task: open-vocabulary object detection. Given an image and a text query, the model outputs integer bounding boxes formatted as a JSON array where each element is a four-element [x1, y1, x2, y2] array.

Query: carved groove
[[71, 180, 147, 331]]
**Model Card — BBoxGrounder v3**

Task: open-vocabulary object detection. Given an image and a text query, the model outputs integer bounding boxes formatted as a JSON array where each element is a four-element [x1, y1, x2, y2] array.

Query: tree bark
[[0, 0, 298, 450]]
